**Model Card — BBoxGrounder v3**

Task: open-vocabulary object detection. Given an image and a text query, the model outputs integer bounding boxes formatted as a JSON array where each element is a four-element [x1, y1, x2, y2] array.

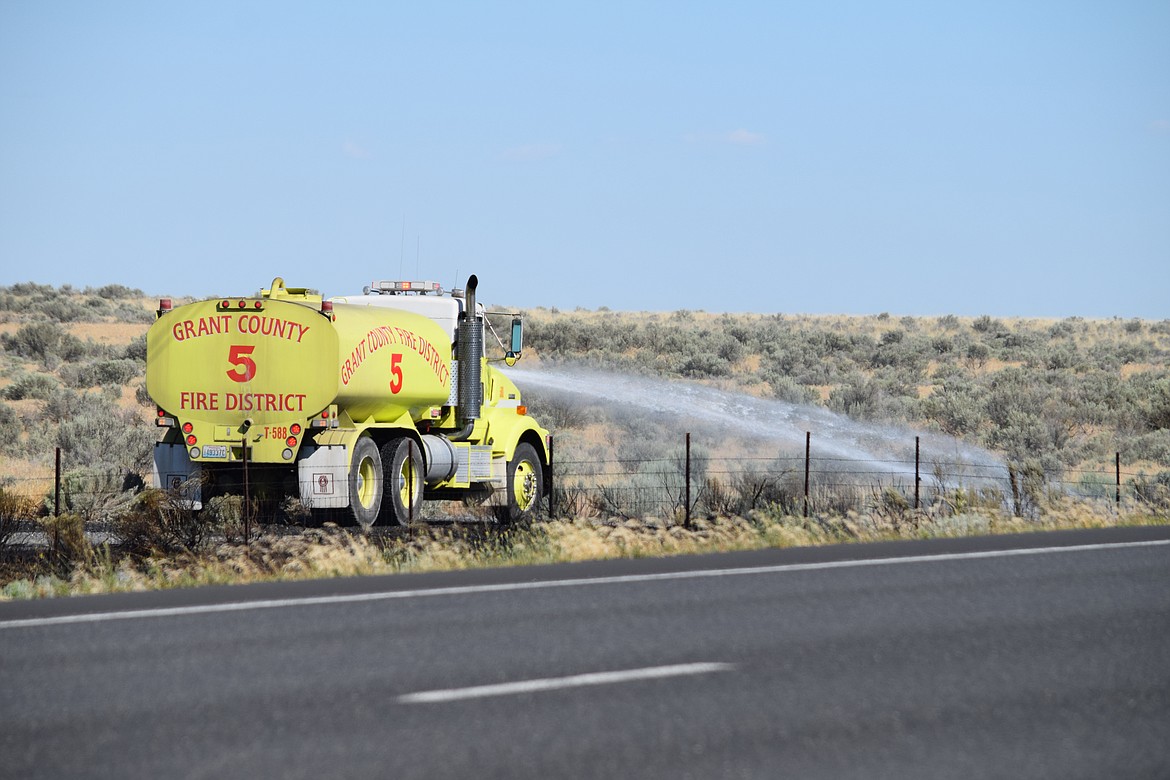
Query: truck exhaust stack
[[455, 274, 483, 433]]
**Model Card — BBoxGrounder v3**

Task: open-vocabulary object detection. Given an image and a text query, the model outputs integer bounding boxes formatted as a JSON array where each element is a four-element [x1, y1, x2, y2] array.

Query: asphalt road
[[1, 526, 1168, 779]]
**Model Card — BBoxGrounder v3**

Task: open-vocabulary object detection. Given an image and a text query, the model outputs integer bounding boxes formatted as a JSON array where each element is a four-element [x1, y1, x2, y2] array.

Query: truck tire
[[498, 442, 543, 524], [348, 436, 383, 529], [380, 437, 424, 526]]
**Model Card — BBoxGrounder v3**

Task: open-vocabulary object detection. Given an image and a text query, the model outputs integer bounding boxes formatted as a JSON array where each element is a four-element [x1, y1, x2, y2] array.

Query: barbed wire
[[4, 440, 1166, 522]]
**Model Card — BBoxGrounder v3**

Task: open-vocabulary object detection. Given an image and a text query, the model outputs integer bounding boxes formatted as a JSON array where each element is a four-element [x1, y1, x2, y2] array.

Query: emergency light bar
[[370, 280, 443, 295]]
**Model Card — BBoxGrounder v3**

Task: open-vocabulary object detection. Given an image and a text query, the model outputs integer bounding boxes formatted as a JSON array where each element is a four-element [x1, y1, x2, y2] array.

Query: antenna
[[416, 234, 420, 278], [399, 215, 405, 278]]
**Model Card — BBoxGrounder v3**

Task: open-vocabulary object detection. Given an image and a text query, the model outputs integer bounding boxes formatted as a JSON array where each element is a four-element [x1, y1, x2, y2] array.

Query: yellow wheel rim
[[356, 456, 377, 509], [398, 456, 416, 507], [513, 460, 537, 510]]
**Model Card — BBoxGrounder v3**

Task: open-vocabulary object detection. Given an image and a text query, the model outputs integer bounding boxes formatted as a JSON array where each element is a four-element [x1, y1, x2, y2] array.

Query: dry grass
[[0, 455, 54, 499], [1121, 363, 1160, 379], [66, 321, 149, 345], [4, 497, 1165, 599]]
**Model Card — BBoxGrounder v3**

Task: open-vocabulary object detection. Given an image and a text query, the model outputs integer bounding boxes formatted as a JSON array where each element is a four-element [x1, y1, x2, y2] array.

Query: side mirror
[[505, 317, 523, 366]]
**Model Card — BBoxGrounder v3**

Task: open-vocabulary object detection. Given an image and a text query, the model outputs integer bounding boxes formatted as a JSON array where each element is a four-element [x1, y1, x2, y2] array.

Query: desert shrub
[[963, 343, 990, 369], [985, 368, 1045, 422], [44, 466, 140, 525], [705, 463, 802, 516], [280, 496, 311, 525], [115, 302, 155, 323], [1118, 375, 1170, 433], [679, 352, 729, 378], [936, 314, 960, 330], [1047, 319, 1079, 339], [39, 298, 91, 322], [596, 446, 709, 519], [1085, 340, 1149, 371], [1, 322, 85, 362], [1125, 430, 1170, 464], [599, 435, 656, 474], [930, 335, 954, 355], [0, 283, 52, 310], [0, 486, 36, 548], [37, 387, 87, 419], [124, 334, 148, 361], [56, 363, 86, 388], [1007, 459, 1047, 518], [3, 371, 59, 400], [764, 374, 819, 405], [135, 384, 153, 406], [85, 297, 112, 314], [1042, 345, 1084, 371], [205, 494, 246, 542], [829, 371, 913, 422], [91, 283, 144, 300], [40, 512, 92, 569], [526, 393, 591, 431], [870, 333, 929, 375], [115, 487, 211, 554], [721, 317, 753, 345], [715, 336, 745, 364], [990, 409, 1051, 463], [47, 392, 156, 472], [1130, 470, 1170, 509], [62, 358, 142, 389], [919, 379, 985, 437], [994, 327, 1042, 361], [972, 315, 1005, 335]]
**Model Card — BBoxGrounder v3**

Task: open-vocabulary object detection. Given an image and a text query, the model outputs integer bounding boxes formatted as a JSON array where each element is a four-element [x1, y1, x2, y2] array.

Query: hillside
[[1, 284, 1168, 502], [519, 306, 1170, 480]]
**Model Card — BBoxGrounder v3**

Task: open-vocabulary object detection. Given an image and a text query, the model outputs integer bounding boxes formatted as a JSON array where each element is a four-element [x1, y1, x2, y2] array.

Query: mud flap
[[152, 442, 203, 510], [298, 444, 350, 510]]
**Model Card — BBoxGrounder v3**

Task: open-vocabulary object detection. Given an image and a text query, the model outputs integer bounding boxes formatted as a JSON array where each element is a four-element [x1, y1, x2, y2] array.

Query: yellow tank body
[[147, 288, 452, 464], [328, 303, 452, 421]]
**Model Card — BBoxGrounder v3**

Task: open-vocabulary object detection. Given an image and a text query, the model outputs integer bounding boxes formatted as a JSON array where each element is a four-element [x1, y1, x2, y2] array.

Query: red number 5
[[227, 345, 257, 383], [389, 353, 403, 394]]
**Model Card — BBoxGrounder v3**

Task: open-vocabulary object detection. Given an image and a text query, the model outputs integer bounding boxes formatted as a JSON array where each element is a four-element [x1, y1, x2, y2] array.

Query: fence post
[[685, 432, 692, 528], [804, 431, 811, 519], [1116, 451, 1121, 510], [54, 447, 61, 518], [243, 442, 250, 545], [53, 447, 61, 561], [914, 436, 921, 510]]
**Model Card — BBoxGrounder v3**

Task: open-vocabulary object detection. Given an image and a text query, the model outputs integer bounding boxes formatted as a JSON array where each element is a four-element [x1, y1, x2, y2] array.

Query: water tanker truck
[[146, 275, 549, 526]]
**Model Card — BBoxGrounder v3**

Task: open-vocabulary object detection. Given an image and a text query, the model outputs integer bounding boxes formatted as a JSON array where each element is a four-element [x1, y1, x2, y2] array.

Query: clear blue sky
[[1, 1, 1167, 317]]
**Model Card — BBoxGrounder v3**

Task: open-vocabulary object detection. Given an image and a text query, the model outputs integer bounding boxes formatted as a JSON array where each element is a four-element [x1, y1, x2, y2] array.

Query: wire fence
[[2, 433, 1167, 536]]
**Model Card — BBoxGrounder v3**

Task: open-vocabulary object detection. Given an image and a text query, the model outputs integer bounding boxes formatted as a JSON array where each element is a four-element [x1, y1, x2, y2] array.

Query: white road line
[[1, 537, 1167, 630], [398, 662, 734, 704]]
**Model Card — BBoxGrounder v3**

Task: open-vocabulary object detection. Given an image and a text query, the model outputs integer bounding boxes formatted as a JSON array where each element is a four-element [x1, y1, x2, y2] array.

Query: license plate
[[201, 445, 228, 459]]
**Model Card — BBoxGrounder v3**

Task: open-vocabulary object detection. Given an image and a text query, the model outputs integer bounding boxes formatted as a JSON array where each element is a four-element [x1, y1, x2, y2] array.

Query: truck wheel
[[348, 436, 383, 530], [380, 437, 424, 526], [499, 442, 543, 524]]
